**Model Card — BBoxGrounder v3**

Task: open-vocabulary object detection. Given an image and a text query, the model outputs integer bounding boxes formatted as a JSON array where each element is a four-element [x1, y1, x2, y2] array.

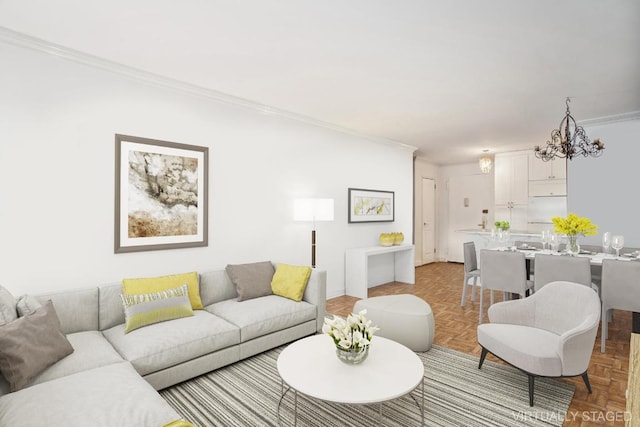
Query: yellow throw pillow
[[122, 272, 203, 310], [162, 419, 197, 427], [271, 264, 312, 302]]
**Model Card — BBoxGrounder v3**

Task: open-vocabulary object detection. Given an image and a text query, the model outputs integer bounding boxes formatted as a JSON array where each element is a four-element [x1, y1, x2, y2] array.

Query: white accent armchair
[[477, 281, 601, 406]]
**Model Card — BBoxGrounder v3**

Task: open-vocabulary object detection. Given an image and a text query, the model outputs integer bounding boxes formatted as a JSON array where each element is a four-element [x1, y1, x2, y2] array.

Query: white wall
[[438, 163, 495, 261], [568, 117, 640, 248], [414, 158, 494, 263], [0, 40, 414, 299]]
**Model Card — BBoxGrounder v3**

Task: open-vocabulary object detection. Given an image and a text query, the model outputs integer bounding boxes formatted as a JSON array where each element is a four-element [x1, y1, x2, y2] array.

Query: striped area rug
[[161, 345, 574, 427]]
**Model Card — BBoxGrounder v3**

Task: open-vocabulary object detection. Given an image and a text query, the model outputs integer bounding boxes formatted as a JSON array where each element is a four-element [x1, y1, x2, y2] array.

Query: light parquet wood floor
[[326, 262, 631, 426]]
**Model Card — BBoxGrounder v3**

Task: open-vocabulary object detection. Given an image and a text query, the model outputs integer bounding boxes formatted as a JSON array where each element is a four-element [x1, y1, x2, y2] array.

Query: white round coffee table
[[277, 334, 424, 426]]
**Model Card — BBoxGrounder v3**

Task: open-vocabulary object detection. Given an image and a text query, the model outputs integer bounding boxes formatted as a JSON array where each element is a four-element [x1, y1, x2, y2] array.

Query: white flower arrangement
[[322, 309, 380, 352]]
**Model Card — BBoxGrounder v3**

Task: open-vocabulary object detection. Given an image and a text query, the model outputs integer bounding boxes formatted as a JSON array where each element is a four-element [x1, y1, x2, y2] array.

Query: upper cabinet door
[[494, 154, 511, 205], [495, 152, 529, 205], [551, 158, 567, 179], [529, 155, 567, 180]]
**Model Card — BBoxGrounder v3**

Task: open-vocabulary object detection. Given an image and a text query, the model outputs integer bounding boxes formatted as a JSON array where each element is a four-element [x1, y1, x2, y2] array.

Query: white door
[[448, 174, 493, 262], [421, 178, 436, 264]]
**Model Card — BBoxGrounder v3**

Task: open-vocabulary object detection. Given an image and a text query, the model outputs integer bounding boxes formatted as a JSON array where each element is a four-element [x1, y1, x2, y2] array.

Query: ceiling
[[1, 0, 639, 164]]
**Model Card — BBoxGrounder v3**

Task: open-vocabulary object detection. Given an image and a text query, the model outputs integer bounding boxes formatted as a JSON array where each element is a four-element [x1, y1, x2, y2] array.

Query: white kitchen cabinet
[[495, 152, 529, 205], [494, 152, 529, 230], [529, 155, 567, 180], [529, 180, 567, 197], [528, 154, 567, 196], [494, 152, 529, 205], [494, 204, 528, 231]]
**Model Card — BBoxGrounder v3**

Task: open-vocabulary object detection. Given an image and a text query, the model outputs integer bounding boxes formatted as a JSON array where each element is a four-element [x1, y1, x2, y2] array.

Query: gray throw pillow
[[16, 294, 42, 317], [0, 285, 17, 326], [0, 300, 74, 391], [225, 261, 275, 302]]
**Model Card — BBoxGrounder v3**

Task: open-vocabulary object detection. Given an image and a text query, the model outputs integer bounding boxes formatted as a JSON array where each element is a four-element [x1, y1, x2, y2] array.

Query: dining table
[[487, 245, 640, 332]]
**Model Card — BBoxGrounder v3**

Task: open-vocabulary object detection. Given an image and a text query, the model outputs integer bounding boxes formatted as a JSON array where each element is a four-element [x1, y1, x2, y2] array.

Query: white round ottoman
[[353, 294, 434, 352]]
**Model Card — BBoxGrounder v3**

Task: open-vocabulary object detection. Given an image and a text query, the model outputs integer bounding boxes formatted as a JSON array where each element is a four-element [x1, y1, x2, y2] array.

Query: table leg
[[421, 377, 425, 426], [294, 390, 298, 427]]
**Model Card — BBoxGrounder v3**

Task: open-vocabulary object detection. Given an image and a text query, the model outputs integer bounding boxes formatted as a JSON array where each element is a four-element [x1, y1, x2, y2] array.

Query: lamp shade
[[294, 198, 334, 222]]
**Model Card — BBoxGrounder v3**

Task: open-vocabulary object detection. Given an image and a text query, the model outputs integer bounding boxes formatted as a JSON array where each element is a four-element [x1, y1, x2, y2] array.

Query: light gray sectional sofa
[[0, 266, 327, 427]]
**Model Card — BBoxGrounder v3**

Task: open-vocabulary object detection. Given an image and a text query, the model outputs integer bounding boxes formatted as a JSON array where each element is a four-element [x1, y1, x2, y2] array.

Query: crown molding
[[579, 110, 640, 127], [0, 26, 416, 153]]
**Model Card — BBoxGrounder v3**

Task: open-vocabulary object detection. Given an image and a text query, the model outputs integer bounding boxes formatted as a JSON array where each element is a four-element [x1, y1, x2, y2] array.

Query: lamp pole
[[311, 229, 316, 268]]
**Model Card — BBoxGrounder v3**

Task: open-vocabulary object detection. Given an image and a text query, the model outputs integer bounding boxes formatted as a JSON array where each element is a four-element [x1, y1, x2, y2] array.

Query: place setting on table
[[490, 214, 639, 264]]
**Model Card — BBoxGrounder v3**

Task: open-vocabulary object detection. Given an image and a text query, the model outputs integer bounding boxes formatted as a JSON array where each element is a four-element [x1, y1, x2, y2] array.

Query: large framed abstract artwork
[[347, 188, 394, 223], [114, 134, 208, 253]]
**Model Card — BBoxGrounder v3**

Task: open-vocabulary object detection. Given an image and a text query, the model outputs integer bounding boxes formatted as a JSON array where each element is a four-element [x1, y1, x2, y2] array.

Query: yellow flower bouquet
[[551, 213, 598, 236], [551, 213, 598, 254]]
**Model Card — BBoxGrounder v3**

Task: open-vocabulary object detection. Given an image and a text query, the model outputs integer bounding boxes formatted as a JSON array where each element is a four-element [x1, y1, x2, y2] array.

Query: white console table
[[345, 245, 415, 299]]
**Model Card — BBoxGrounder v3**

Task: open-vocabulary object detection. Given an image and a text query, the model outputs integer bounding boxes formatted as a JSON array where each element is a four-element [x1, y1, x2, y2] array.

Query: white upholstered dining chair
[[478, 249, 533, 324], [600, 259, 640, 352], [461, 242, 480, 307], [533, 253, 592, 293], [477, 281, 601, 406]]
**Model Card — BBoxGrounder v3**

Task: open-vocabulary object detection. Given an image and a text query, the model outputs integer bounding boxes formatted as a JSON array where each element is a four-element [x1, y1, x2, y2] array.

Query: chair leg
[[528, 375, 535, 407], [470, 277, 477, 302], [490, 290, 494, 306], [461, 276, 468, 307], [479, 287, 485, 324], [582, 373, 592, 393], [601, 306, 608, 353], [478, 347, 488, 369]]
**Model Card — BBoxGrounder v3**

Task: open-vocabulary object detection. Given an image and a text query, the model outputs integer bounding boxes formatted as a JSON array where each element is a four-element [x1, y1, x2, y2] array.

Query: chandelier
[[479, 150, 492, 174], [534, 97, 605, 161]]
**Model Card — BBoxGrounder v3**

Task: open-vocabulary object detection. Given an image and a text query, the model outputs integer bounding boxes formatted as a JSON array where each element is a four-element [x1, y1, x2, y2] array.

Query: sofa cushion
[[102, 310, 240, 376], [225, 261, 275, 301], [198, 270, 237, 307], [477, 323, 562, 377], [271, 264, 312, 302], [0, 286, 17, 326], [98, 282, 126, 330], [36, 288, 99, 334], [122, 284, 194, 333], [206, 295, 316, 342], [15, 295, 41, 317], [0, 301, 74, 391], [122, 271, 203, 310], [47, 330, 125, 384], [0, 362, 187, 427], [0, 330, 125, 396]]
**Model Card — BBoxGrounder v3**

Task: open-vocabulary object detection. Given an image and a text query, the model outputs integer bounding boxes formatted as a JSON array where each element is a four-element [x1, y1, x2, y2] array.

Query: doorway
[[421, 178, 436, 265]]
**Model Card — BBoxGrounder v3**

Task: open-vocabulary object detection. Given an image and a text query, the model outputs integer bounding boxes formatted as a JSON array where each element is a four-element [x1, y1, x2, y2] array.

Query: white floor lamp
[[294, 198, 334, 268]]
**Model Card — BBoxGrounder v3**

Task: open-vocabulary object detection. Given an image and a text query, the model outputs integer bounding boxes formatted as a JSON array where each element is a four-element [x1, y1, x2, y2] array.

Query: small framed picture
[[348, 188, 395, 223], [114, 134, 208, 253]]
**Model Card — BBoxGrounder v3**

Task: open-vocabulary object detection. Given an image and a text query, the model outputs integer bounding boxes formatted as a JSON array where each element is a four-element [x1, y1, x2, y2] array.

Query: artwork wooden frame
[[348, 188, 395, 223], [114, 134, 208, 253]]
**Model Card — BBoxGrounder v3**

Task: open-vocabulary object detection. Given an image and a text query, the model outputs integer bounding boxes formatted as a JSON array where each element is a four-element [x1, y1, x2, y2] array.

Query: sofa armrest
[[302, 268, 327, 333]]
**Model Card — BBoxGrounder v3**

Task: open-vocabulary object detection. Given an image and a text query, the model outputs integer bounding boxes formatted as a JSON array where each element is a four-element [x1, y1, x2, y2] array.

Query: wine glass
[[612, 235, 624, 258], [549, 233, 559, 252], [602, 231, 611, 256], [541, 230, 550, 250]]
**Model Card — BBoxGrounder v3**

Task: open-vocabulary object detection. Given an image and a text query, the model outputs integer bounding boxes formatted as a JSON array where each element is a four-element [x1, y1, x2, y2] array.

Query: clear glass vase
[[336, 345, 369, 364], [567, 234, 580, 255]]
